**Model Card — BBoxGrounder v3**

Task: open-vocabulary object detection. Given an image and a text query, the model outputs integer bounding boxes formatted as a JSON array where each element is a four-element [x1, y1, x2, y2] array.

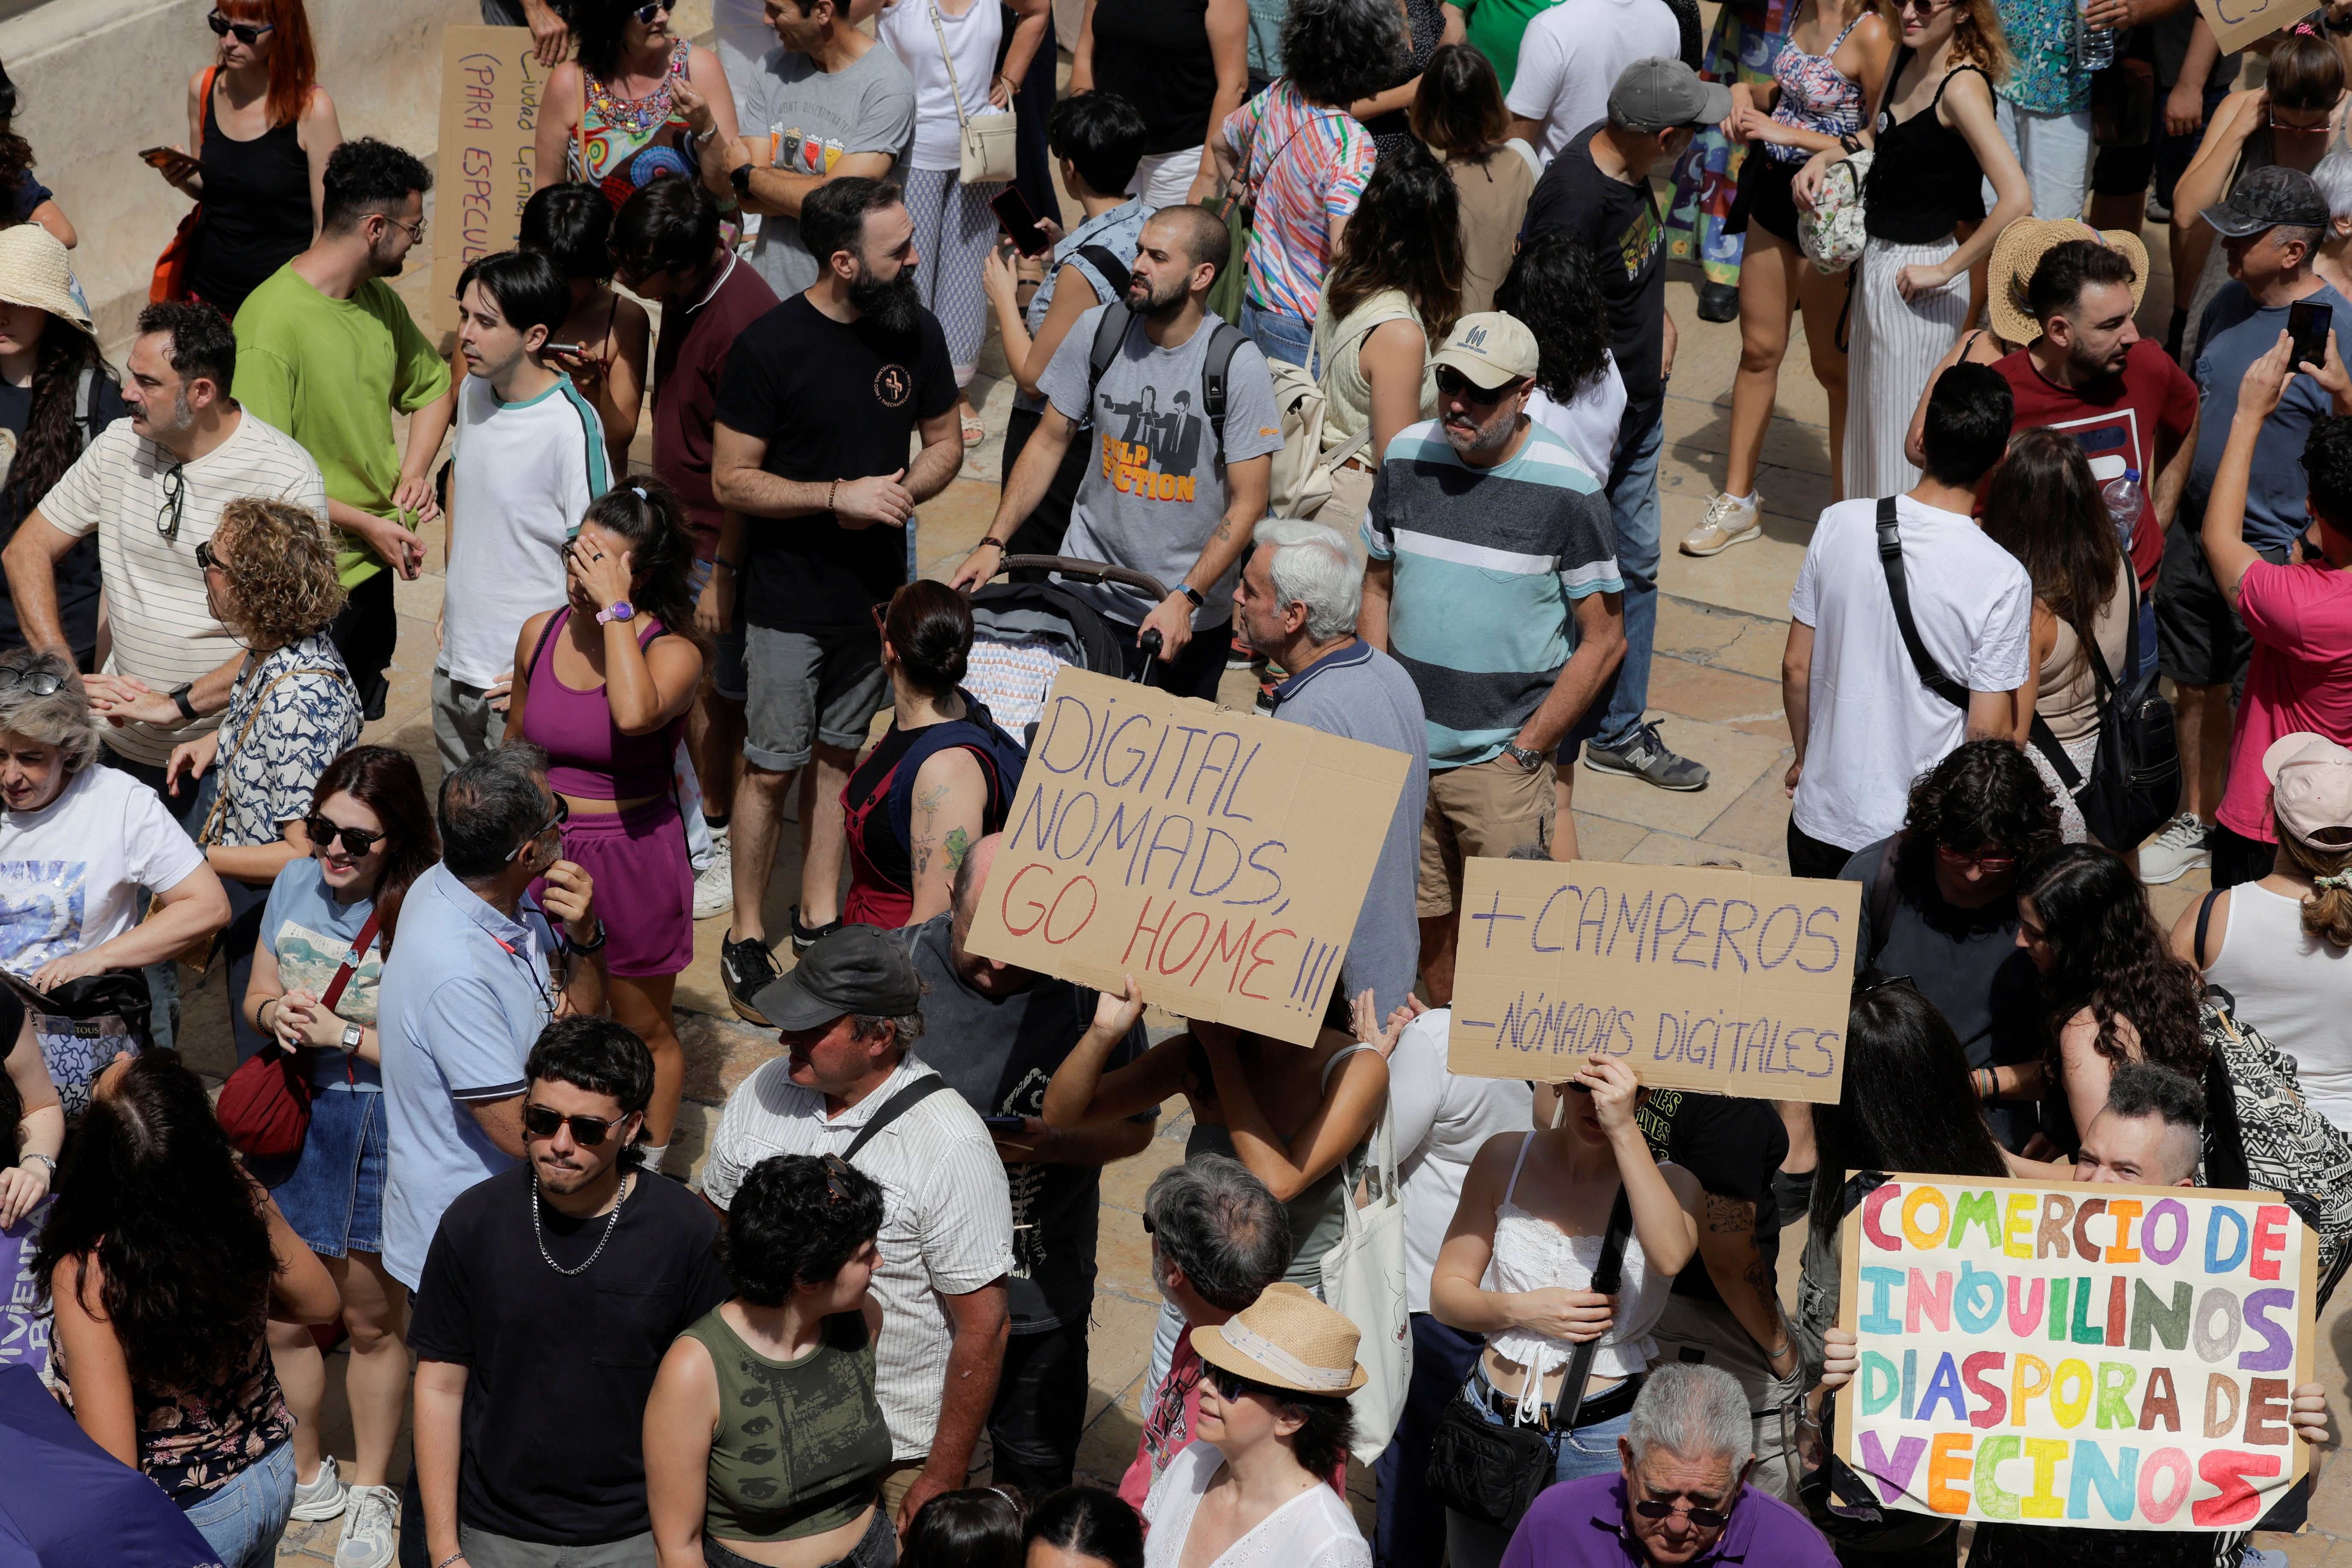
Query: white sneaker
[[335, 1483, 399, 1568], [290, 1453, 347, 1521], [692, 825, 734, 920], [2139, 813, 2212, 884], [1681, 491, 1764, 557]]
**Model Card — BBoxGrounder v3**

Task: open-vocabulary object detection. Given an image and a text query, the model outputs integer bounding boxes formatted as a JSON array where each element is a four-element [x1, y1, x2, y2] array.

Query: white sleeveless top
[[2204, 881, 2352, 1131], [1480, 1132, 1675, 1411]]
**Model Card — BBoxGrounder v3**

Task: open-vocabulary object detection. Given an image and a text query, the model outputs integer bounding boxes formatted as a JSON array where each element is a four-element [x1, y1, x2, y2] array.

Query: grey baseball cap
[[1608, 57, 1733, 133], [747, 924, 925, 1033], [2201, 165, 2331, 238]]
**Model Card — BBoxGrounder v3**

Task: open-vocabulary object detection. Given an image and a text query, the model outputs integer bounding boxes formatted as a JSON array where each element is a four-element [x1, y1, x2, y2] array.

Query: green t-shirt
[[232, 265, 451, 587], [1463, 0, 1563, 94]]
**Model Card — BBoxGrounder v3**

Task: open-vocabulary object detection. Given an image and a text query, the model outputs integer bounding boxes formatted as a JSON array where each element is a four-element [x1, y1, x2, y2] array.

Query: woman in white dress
[[1142, 1282, 1370, 1568]]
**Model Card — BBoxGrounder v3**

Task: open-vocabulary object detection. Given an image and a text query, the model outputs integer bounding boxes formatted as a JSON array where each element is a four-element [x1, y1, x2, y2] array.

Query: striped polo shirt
[[1362, 418, 1621, 769]]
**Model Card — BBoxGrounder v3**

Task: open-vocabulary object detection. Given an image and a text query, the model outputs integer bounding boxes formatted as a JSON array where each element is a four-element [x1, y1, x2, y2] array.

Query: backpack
[[2025, 580, 2181, 852]]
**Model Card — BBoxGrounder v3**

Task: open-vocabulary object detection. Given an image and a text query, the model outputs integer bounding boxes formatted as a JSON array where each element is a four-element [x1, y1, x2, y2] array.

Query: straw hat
[[1987, 217, 2150, 347], [1193, 1282, 1368, 1396], [0, 224, 91, 335]]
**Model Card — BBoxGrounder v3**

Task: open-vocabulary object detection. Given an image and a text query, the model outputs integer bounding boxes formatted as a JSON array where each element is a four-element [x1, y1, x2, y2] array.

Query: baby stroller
[[964, 554, 1171, 738]]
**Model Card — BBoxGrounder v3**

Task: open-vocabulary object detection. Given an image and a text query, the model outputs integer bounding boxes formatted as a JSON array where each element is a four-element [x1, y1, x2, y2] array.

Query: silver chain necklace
[[532, 1169, 633, 1276]]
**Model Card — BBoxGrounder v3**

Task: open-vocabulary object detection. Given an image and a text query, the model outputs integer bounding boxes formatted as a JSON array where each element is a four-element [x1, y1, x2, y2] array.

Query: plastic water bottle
[[2077, 0, 2117, 71], [2103, 468, 2142, 551]]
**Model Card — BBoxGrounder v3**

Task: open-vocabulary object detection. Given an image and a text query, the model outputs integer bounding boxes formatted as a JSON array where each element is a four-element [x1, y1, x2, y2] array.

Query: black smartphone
[[983, 1115, 1028, 1134], [139, 146, 201, 174], [2290, 299, 2334, 369], [990, 186, 1051, 257]]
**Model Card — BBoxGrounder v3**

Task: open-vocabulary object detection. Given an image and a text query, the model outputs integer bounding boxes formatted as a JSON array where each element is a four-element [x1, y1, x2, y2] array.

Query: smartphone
[[983, 1115, 1028, 1134], [990, 186, 1051, 257], [2290, 299, 2334, 369], [542, 342, 586, 357], [139, 146, 201, 173]]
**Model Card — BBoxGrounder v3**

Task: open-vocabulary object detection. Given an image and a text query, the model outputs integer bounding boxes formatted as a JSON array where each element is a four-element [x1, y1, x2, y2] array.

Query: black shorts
[[1728, 151, 1802, 245], [2154, 512, 2286, 690]]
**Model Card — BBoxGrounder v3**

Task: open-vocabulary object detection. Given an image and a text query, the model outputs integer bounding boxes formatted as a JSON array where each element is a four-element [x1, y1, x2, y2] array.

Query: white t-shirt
[[874, 0, 1004, 171], [0, 765, 207, 975], [437, 372, 610, 688], [1789, 494, 2033, 851], [1506, 0, 1683, 164], [1389, 1009, 1533, 1314], [1527, 353, 1630, 481]]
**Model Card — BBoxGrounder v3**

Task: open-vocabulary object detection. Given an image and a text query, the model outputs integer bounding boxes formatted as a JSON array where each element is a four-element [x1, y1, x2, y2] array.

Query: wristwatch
[[1176, 584, 1206, 609], [19, 1152, 53, 1178], [597, 600, 635, 625], [1503, 742, 1546, 772], [341, 1022, 364, 1052], [565, 920, 609, 957], [170, 682, 198, 723], [729, 160, 754, 198]]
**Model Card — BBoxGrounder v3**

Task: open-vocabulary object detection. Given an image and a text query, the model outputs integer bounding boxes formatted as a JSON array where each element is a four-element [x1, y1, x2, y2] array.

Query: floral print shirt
[[212, 635, 360, 851], [58, 1323, 292, 1505], [1996, 0, 2091, 115]]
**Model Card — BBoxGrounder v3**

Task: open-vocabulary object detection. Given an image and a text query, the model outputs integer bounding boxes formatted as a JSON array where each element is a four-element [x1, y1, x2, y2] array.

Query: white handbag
[[1321, 1104, 1412, 1463], [925, 0, 1019, 186]]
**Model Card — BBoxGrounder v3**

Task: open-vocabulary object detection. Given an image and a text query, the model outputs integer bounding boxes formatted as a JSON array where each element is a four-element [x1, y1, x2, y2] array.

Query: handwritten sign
[[1445, 859, 1859, 1103], [965, 667, 1410, 1045], [1835, 1173, 2314, 1531], [0, 1197, 50, 1378], [2195, 0, 2299, 58], [431, 26, 550, 334]]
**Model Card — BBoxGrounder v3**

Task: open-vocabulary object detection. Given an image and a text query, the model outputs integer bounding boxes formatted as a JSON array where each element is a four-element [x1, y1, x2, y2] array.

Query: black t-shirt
[[1523, 122, 1667, 434], [895, 913, 1152, 1332], [1637, 1089, 1786, 1305], [1841, 839, 2042, 1150], [407, 1165, 730, 1545], [712, 294, 955, 635], [0, 372, 127, 661]]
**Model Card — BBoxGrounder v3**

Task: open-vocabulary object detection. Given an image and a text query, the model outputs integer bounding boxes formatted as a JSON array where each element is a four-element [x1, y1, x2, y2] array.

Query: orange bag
[[149, 68, 217, 304]]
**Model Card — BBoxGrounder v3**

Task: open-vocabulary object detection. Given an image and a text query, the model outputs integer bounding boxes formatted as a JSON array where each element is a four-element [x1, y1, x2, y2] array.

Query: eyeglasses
[[1935, 844, 2016, 874], [156, 464, 187, 540], [1435, 366, 1523, 406], [207, 10, 276, 44], [380, 213, 425, 243], [1854, 972, 1916, 999], [0, 667, 64, 697], [2269, 109, 2334, 136], [304, 816, 385, 856], [508, 794, 570, 862], [195, 539, 226, 573], [1630, 1497, 1735, 1529], [523, 1104, 633, 1146], [630, 1, 672, 20]]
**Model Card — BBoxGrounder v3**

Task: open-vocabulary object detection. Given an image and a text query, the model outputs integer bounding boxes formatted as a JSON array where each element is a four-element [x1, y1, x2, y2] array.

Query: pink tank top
[[520, 606, 683, 799]]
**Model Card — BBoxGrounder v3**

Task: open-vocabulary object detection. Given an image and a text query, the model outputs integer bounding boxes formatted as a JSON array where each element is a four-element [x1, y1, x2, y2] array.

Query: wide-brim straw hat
[[1988, 217, 2150, 348], [0, 224, 92, 334], [1193, 1282, 1368, 1396]]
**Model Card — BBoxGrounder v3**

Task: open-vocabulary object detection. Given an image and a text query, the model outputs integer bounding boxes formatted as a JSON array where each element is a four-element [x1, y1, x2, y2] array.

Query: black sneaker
[[789, 904, 843, 957], [1583, 720, 1711, 791], [1696, 281, 1740, 323], [721, 931, 781, 1025]]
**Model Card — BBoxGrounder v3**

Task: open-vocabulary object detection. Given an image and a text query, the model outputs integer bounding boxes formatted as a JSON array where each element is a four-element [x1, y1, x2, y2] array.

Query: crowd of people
[[0, 0, 2349, 1565]]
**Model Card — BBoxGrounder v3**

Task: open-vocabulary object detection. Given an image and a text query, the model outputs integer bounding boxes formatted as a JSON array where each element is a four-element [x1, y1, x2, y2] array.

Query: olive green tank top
[[682, 1306, 892, 1543]]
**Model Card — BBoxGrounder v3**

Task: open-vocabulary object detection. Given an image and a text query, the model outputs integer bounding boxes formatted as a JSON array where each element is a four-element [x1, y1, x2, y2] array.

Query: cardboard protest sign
[[1445, 859, 1858, 1103], [1835, 1173, 2314, 1531], [0, 1197, 50, 1376], [431, 27, 550, 334], [965, 667, 1411, 1046], [2195, 0, 2299, 59]]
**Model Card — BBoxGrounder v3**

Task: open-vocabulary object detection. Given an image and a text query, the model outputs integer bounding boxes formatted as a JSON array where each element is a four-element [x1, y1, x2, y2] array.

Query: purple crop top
[[520, 605, 685, 799]]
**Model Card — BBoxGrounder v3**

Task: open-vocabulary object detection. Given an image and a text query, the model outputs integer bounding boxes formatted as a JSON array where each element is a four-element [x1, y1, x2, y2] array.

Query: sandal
[[960, 409, 986, 447]]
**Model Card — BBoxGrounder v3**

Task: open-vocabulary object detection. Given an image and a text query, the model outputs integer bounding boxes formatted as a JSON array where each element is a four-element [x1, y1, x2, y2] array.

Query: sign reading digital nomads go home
[[1445, 858, 1860, 1103], [1835, 1172, 2315, 1531], [965, 668, 1410, 1046]]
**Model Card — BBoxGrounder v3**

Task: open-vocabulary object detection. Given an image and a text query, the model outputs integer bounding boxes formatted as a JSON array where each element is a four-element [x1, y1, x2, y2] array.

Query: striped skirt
[[1842, 233, 1971, 500]]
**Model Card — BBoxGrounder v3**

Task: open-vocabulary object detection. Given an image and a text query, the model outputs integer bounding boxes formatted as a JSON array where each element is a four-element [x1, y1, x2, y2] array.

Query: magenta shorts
[[535, 798, 694, 978]]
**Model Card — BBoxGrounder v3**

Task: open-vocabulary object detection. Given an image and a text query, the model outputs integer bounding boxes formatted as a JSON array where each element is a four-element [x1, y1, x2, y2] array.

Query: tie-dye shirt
[[1222, 81, 1378, 323]]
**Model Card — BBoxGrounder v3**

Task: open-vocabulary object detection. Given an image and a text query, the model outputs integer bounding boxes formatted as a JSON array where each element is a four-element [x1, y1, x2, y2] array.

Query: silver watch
[[20, 1152, 55, 1176], [1503, 742, 1546, 772], [341, 1022, 365, 1051]]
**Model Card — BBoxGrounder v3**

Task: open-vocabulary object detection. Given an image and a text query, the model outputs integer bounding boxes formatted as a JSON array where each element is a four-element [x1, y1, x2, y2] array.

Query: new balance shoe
[[691, 825, 734, 920], [1681, 491, 1764, 557], [290, 1453, 346, 1522], [335, 1484, 399, 1568], [721, 932, 781, 1025], [2138, 812, 2212, 884], [1583, 721, 1711, 791]]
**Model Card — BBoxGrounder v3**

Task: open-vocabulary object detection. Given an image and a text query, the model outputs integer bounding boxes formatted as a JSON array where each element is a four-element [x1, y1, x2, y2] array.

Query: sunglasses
[[305, 816, 384, 856], [508, 794, 571, 862], [630, 0, 671, 20], [821, 1152, 859, 1202], [1631, 1497, 1734, 1529], [1935, 844, 2016, 874], [1855, 972, 1916, 999], [195, 539, 225, 572], [523, 1104, 633, 1146], [1435, 366, 1522, 405], [1892, 0, 1949, 14], [1204, 1364, 1271, 1403], [207, 10, 275, 44], [0, 667, 63, 697]]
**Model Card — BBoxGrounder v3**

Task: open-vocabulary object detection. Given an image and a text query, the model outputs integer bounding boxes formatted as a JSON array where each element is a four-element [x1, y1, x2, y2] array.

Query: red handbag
[[216, 907, 381, 1160]]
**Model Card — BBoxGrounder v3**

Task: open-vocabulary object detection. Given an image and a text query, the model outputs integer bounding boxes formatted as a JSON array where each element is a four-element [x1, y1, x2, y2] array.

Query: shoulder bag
[[2024, 581, 2180, 852], [0, 968, 152, 1124], [1874, 495, 1973, 712], [844, 1072, 952, 1161], [216, 905, 382, 1164], [1321, 1101, 1410, 1463], [924, 0, 1017, 185]]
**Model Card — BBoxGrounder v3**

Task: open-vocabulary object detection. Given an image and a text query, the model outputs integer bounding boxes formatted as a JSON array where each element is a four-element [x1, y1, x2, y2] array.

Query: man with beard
[[708, 176, 959, 1017], [1359, 311, 1625, 1005], [228, 137, 455, 721], [948, 205, 1283, 700]]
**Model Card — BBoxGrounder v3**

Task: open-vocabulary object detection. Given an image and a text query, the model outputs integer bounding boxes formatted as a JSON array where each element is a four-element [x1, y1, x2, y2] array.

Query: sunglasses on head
[[305, 816, 384, 856], [1435, 366, 1522, 405], [523, 1103, 632, 1145], [207, 10, 275, 44], [0, 667, 63, 697], [1631, 1497, 1734, 1529]]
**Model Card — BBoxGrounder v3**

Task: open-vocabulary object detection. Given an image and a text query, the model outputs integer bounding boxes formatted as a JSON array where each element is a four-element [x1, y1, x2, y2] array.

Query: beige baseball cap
[[2263, 732, 2352, 848], [1429, 311, 1539, 390]]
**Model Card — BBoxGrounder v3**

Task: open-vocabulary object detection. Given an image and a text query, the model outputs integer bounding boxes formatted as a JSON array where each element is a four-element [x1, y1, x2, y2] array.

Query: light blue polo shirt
[[378, 862, 565, 1290]]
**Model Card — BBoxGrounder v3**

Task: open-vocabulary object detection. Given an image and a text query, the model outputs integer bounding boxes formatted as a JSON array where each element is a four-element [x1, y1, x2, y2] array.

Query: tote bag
[[1321, 1105, 1410, 1462]]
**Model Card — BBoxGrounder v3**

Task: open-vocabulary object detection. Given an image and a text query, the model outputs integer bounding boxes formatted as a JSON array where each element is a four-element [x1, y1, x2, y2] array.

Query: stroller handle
[[998, 554, 1172, 604]]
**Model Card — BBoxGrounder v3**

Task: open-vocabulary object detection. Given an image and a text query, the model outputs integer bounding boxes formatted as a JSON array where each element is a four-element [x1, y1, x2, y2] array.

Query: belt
[[1477, 1368, 1646, 1431], [1338, 454, 1374, 473]]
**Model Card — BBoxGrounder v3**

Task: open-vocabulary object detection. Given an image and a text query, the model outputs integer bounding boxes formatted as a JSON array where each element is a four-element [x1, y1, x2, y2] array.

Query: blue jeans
[[1597, 405, 1664, 750], [1241, 298, 1317, 374], [183, 1436, 295, 1568], [1376, 1315, 1484, 1568]]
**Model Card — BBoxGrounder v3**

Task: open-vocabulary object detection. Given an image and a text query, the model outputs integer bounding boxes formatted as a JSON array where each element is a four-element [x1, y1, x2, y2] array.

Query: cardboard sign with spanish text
[[0, 1197, 49, 1377], [431, 26, 549, 334], [1445, 859, 1858, 1103], [1834, 1172, 2315, 1531], [964, 667, 1411, 1046], [2195, 0, 2301, 59]]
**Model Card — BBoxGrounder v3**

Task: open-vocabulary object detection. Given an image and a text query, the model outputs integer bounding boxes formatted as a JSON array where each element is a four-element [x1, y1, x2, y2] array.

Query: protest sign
[[2195, 0, 2300, 59], [964, 667, 1411, 1046], [1834, 1172, 2314, 1531], [1445, 859, 1859, 1103], [431, 26, 549, 334], [0, 1197, 50, 1377]]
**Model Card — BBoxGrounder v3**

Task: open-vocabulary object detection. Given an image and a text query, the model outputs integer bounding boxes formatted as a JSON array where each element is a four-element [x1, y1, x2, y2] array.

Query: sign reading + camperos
[[965, 667, 1410, 1046], [1445, 858, 1859, 1104]]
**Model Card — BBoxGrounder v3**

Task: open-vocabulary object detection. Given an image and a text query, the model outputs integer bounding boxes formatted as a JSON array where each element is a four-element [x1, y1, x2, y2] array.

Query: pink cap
[[2262, 732, 2352, 847]]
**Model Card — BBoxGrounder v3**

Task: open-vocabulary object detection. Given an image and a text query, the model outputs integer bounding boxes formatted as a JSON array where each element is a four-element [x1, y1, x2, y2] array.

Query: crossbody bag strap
[[198, 663, 350, 847], [319, 907, 385, 1014], [1866, 830, 1901, 966], [2194, 888, 2222, 970], [922, 0, 978, 139], [1558, 1185, 1636, 1431], [1876, 495, 1970, 711], [2027, 713, 2084, 790], [844, 1072, 951, 1161]]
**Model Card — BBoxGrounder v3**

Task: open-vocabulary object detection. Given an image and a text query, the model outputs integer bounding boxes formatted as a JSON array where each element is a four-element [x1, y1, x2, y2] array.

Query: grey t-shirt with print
[[1035, 304, 1285, 630], [743, 41, 916, 298]]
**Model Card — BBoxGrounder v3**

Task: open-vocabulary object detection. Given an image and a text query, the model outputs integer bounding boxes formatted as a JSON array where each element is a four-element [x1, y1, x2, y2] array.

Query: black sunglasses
[[630, 0, 671, 20], [1855, 972, 1916, 1000], [305, 816, 385, 856], [1435, 366, 1522, 406], [0, 667, 63, 697], [157, 464, 187, 541], [523, 1103, 632, 1146], [821, 1152, 859, 1202], [195, 539, 223, 571], [207, 10, 276, 43], [508, 794, 571, 861], [1204, 1364, 1270, 1403], [1631, 1497, 1734, 1529]]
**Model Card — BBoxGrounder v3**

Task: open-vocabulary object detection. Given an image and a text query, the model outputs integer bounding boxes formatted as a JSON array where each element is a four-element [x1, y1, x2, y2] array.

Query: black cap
[[747, 924, 925, 1032], [2201, 165, 2331, 238]]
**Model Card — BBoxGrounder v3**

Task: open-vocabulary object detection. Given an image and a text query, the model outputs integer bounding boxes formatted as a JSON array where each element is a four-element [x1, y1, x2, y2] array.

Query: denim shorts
[[274, 1082, 386, 1258], [182, 1435, 295, 1568]]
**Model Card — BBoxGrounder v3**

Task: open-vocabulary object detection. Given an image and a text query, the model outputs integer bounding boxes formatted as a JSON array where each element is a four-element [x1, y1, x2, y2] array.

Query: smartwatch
[[170, 682, 198, 723], [1177, 584, 1206, 609], [341, 1022, 365, 1052], [729, 161, 754, 198], [1503, 742, 1546, 772]]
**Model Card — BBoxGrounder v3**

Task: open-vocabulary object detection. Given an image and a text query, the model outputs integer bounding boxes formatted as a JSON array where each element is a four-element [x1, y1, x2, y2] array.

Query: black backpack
[[1083, 297, 1248, 459]]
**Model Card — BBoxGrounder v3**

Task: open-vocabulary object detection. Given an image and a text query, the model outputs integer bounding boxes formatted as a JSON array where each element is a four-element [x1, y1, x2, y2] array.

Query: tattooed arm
[[1696, 1192, 1800, 1381], [904, 744, 990, 926]]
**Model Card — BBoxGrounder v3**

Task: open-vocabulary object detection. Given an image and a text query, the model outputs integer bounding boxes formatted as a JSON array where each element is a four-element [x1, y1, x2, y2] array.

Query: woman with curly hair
[[1211, 0, 1409, 367], [2015, 843, 2209, 1157], [1498, 235, 1628, 484], [645, 1152, 895, 1568], [35, 1048, 341, 1566]]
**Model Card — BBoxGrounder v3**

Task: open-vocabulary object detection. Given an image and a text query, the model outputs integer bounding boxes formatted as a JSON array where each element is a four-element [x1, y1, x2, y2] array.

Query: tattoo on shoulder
[[913, 782, 951, 817], [1706, 1193, 1757, 1234]]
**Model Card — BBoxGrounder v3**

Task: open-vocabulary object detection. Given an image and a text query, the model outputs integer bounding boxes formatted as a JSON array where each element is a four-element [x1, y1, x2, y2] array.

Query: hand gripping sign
[[1834, 1173, 2315, 1531], [965, 668, 1410, 1045]]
